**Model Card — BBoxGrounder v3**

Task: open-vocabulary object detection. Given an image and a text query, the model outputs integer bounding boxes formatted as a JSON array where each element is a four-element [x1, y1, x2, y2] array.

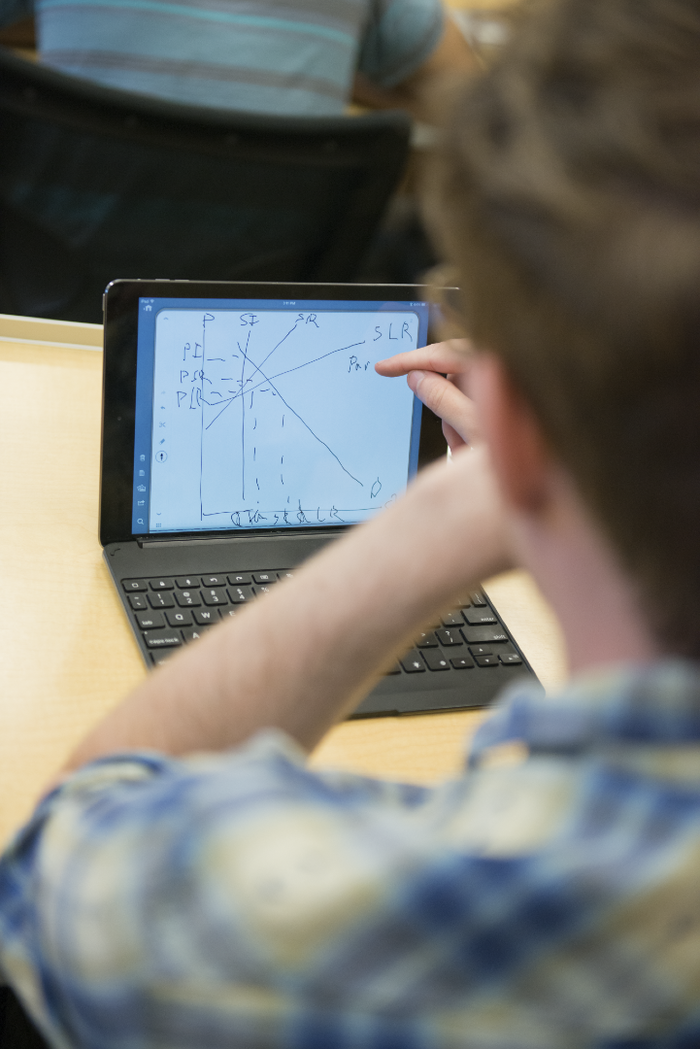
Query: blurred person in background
[[0, 0, 475, 118]]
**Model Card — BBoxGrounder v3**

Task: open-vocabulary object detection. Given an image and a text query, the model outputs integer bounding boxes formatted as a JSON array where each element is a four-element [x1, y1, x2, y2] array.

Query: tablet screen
[[132, 296, 428, 535]]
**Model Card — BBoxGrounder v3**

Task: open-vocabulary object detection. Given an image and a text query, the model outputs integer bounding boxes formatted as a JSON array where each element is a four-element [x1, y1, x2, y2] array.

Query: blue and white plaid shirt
[[3, 661, 700, 1048]]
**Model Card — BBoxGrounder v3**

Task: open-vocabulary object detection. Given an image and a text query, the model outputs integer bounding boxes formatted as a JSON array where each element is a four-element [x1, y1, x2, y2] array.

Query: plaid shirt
[[2, 661, 700, 1048]]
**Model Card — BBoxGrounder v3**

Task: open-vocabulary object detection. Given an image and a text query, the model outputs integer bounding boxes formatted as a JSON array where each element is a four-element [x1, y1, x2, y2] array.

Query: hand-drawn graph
[[149, 307, 420, 532]]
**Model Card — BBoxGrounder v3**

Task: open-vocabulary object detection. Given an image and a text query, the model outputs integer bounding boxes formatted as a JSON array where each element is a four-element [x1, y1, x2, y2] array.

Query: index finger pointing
[[375, 340, 473, 378]]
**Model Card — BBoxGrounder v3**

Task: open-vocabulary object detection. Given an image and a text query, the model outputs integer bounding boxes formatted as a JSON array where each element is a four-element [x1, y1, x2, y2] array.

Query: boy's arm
[[62, 446, 511, 776], [352, 17, 478, 123]]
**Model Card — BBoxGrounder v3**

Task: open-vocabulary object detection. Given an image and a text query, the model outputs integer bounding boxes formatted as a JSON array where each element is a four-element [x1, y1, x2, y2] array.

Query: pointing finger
[[407, 370, 482, 447], [375, 340, 473, 379]]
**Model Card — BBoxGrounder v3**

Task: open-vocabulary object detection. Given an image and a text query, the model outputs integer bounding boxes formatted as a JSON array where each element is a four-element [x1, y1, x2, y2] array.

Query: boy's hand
[[376, 340, 480, 453]]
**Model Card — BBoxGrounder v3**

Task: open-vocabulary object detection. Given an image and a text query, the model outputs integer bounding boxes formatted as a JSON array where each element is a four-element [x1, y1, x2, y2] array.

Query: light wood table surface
[[0, 313, 567, 847]]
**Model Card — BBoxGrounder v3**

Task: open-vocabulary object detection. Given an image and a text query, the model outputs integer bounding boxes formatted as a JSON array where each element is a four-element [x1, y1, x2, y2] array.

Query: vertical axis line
[[199, 317, 205, 522], [240, 329, 250, 501]]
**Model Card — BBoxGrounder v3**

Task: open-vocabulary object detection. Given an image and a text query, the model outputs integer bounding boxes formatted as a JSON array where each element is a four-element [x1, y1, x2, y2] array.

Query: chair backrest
[[0, 47, 411, 323]]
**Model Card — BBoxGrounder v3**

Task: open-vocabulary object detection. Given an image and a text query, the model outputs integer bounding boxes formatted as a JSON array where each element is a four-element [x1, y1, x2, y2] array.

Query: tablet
[[99, 279, 538, 717]]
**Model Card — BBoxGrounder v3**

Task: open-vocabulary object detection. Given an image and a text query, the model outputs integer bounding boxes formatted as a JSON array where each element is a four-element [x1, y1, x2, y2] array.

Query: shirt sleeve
[[0, 714, 681, 1049], [0, 731, 439, 1048], [357, 0, 445, 89]]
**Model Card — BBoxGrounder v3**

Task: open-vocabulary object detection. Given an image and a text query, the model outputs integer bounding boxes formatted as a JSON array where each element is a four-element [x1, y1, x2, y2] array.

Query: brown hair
[[431, 0, 700, 655]]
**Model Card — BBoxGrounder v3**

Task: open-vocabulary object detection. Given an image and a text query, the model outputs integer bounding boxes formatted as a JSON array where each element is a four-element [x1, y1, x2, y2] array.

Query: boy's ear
[[470, 354, 551, 513]]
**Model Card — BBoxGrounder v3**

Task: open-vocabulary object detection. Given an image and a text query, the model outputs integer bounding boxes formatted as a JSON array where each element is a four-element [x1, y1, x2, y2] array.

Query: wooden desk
[[0, 314, 567, 847]]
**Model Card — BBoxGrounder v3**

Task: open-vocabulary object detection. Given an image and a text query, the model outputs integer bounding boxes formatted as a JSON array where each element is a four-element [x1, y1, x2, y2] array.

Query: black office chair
[[0, 47, 411, 323]]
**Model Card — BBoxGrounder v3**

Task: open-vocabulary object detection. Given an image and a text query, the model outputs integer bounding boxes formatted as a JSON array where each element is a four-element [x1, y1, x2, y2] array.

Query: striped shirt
[[0, 0, 444, 114], [3, 660, 700, 1047]]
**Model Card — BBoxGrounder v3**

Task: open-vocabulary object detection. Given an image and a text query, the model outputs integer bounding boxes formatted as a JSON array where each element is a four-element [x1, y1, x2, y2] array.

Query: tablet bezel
[[100, 279, 442, 547]]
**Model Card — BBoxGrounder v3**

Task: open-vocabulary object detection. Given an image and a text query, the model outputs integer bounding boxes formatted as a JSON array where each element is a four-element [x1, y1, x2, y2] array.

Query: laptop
[[100, 279, 538, 717]]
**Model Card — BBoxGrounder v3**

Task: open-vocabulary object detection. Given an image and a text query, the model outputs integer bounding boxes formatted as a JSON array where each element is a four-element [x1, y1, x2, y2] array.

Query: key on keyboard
[[121, 578, 524, 678]]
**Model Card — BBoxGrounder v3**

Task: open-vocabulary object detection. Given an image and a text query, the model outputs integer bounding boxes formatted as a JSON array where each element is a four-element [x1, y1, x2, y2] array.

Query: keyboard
[[121, 571, 523, 676]]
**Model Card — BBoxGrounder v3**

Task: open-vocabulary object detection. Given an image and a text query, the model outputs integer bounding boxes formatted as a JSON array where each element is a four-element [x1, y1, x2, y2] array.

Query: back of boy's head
[[434, 0, 700, 656]]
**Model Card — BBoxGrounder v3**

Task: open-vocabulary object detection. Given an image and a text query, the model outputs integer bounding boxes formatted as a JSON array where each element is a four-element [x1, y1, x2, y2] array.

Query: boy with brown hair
[[2, 1, 700, 1046]]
